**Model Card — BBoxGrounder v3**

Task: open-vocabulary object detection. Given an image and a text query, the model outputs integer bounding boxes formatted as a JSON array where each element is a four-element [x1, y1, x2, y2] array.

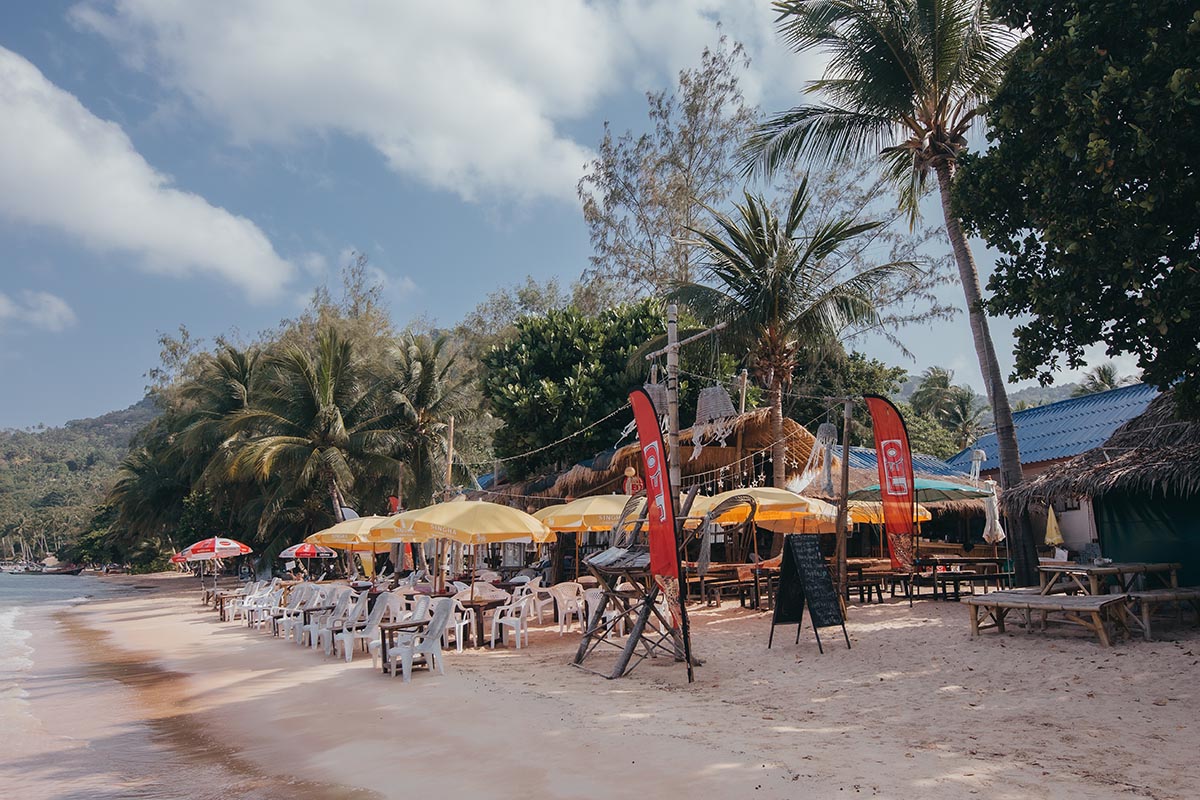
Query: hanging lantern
[[690, 385, 738, 460], [643, 382, 668, 416]]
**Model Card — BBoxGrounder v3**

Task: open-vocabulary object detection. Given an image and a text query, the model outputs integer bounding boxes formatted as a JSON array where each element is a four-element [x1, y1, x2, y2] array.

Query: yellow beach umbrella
[[847, 500, 932, 525], [368, 500, 555, 545], [1044, 507, 1064, 547], [307, 515, 397, 551], [690, 487, 832, 525], [541, 494, 644, 532], [532, 504, 567, 523]]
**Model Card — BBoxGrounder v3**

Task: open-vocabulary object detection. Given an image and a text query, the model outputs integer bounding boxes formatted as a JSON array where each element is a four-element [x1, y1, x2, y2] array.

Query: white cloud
[[70, 1, 821, 204], [0, 47, 293, 299], [0, 290, 78, 332]]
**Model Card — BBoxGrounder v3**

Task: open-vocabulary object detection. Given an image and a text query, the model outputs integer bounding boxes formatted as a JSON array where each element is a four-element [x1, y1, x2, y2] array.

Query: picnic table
[[962, 590, 1129, 646], [1038, 561, 1180, 595]]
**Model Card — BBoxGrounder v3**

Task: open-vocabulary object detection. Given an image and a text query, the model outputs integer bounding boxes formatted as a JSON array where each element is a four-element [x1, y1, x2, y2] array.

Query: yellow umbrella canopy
[[847, 500, 932, 525], [307, 515, 397, 551], [1044, 507, 1064, 546], [368, 500, 556, 545], [690, 487, 833, 525], [541, 494, 644, 532], [532, 504, 567, 522]]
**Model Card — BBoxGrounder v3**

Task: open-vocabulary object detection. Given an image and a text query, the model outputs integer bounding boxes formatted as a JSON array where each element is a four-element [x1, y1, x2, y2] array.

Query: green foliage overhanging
[[956, 1, 1200, 414], [480, 300, 663, 480]]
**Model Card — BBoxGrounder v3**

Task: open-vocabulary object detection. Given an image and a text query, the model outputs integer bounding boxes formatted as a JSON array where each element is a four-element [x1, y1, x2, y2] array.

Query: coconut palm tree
[[386, 333, 472, 508], [910, 366, 956, 421], [743, 0, 1037, 580], [944, 386, 987, 450], [670, 179, 918, 488], [1072, 363, 1136, 397], [228, 328, 404, 523]]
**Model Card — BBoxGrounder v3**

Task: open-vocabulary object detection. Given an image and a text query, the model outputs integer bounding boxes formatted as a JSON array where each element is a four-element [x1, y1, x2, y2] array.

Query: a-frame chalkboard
[[767, 534, 850, 653]]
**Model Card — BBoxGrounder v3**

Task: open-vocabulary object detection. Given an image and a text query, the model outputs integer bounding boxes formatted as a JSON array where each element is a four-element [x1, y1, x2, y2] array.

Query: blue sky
[[0, 2, 1124, 430]]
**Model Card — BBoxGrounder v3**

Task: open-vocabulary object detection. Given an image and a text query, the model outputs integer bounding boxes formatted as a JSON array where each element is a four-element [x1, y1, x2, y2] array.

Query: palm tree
[[743, 1, 1036, 580], [670, 179, 917, 488], [106, 445, 188, 554], [1072, 363, 1135, 397], [910, 366, 956, 421], [944, 386, 987, 450], [386, 333, 471, 508], [228, 328, 404, 523]]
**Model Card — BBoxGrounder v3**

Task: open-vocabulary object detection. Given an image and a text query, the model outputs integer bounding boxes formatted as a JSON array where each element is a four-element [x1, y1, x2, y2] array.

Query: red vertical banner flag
[[863, 395, 917, 571], [629, 389, 687, 634]]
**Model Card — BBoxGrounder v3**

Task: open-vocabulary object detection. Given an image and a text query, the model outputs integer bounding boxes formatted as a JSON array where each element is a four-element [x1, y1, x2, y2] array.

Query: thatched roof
[[476, 406, 985, 516], [1006, 389, 1200, 511], [475, 408, 821, 507]]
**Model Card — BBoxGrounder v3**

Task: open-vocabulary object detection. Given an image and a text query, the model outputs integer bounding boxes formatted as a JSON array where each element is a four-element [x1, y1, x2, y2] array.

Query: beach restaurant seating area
[[206, 570, 607, 682]]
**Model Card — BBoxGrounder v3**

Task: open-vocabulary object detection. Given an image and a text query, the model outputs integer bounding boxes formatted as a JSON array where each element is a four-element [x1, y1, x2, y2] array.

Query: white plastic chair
[[523, 577, 555, 624], [299, 587, 353, 647], [336, 593, 400, 665], [583, 587, 625, 636], [388, 598, 456, 682], [278, 584, 324, 641], [445, 599, 477, 653], [317, 589, 371, 655], [403, 593, 432, 623], [489, 595, 531, 649], [548, 582, 585, 635]]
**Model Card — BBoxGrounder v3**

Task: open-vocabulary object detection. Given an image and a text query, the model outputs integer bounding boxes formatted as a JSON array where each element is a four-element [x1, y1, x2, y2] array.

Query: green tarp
[[1094, 492, 1200, 586]]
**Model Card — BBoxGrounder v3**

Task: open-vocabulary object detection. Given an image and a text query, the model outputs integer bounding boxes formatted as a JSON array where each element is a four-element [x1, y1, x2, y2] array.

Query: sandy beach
[[4, 574, 1198, 800]]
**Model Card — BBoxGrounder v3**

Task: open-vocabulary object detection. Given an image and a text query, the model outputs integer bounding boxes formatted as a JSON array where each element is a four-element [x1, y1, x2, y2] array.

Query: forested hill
[[0, 398, 158, 555]]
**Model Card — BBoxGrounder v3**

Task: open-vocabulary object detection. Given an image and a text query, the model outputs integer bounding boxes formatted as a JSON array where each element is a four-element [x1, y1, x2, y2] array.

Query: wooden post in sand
[[834, 397, 853, 600]]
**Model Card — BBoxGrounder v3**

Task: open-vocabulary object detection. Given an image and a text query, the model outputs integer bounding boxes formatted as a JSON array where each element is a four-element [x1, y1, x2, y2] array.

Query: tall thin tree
[[743, 0, 1037, 580]]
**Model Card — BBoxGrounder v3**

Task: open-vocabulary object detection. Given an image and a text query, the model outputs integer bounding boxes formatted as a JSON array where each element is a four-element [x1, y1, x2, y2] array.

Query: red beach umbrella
[[180, 536, 253, 562], [277, 543, 337, 559], [169, 552, 188, 564]]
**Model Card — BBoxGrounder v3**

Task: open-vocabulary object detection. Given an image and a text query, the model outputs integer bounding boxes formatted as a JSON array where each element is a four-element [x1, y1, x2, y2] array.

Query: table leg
[[474, 612, 486, 649], [968, 605, 979, 637], [1091, 611, 1111, 646], [1089, 575, 1101, 595], [380, 630, 389, 674]]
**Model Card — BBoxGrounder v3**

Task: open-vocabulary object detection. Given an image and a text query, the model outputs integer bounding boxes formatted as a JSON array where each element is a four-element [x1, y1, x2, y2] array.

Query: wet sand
[[8, 574, 1200, 799]]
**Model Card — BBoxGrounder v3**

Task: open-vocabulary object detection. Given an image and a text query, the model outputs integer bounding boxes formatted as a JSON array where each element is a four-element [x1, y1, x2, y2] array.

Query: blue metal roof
[[946, 383, 1159, 471], [848, 446, 969, 477]]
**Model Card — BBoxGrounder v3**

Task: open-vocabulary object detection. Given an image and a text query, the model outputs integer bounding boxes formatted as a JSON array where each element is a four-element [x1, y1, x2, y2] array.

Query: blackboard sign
[[768, 535, 849, 652]]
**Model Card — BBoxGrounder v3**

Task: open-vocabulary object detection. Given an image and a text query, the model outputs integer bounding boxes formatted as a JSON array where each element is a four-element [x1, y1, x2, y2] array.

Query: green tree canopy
[[956, 0, 1200, 414], [481, 301, 663, 479]]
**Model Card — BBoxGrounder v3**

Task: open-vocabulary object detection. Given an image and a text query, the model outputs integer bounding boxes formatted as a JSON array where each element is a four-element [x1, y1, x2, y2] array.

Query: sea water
[[0, 575, 375, 800]]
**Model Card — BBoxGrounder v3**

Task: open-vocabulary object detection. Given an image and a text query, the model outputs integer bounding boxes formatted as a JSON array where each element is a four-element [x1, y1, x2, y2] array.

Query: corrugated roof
[[848, 446, 969, 477], [947, 383, 1159, 471]]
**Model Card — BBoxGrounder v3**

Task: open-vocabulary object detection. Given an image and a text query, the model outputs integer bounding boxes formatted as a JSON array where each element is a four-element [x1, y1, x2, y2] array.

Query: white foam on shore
[[0, 606, 38, 738]]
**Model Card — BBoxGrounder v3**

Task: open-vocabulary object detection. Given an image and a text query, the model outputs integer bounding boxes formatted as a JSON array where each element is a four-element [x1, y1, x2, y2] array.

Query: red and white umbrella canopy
[[180, 536, 253, 562], [277, 543, 337, 559], [169, 552, 188, 564]]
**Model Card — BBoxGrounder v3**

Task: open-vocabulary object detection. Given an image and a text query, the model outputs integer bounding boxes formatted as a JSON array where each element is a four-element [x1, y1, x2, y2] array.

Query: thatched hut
[[476, 407, 822, 506], [1007, 389, 1200, 583]]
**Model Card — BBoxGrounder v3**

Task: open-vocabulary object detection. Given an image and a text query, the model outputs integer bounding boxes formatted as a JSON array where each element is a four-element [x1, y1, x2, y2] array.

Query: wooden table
[[1038, 562, 1180, 596], [962, 590, 1129, 646], [214, 591, 237, 621], [460, 598, 506, 648], [378, 620, 427, 674]]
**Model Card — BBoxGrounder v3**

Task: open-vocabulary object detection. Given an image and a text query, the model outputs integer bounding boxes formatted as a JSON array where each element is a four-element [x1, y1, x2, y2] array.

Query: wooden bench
[[1127, 587, 1200, 640], [961, 591, 1129, 646], [846, 573, 885, 603], [934, 571, 1014, 600]]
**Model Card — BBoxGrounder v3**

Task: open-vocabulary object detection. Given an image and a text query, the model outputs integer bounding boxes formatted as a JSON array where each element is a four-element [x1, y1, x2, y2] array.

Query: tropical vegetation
[[669, 179, 920, 489], [742, 0, 1037, 581], [956, 0, 1199, 416]]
